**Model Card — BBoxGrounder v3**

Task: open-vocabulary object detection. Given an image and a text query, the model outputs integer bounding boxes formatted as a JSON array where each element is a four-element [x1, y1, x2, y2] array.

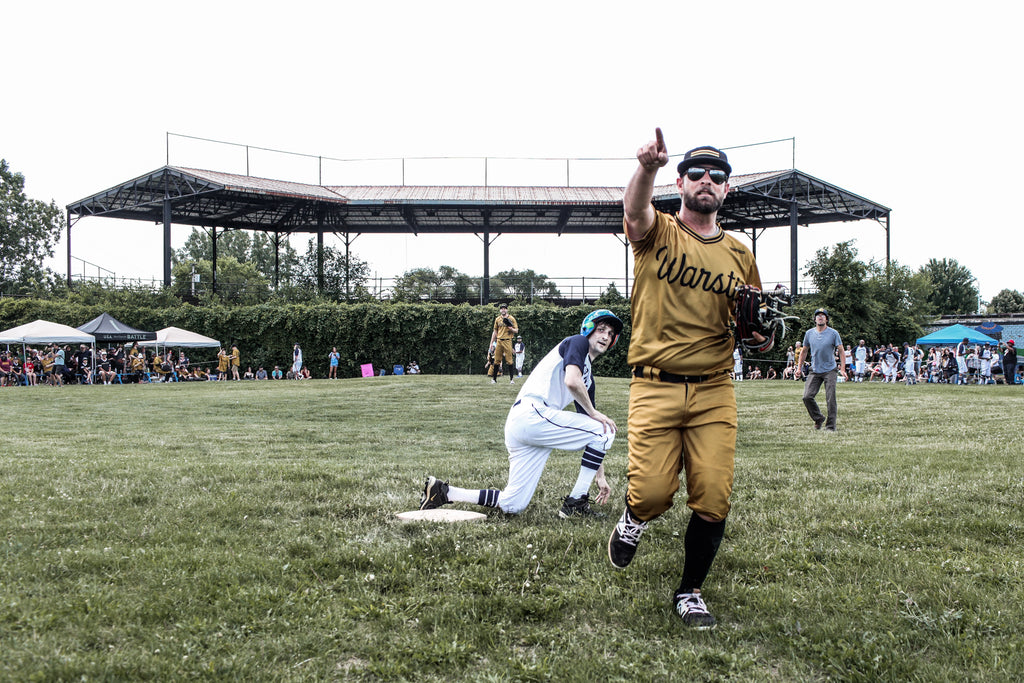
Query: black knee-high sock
[[677, 512, 726, 594]]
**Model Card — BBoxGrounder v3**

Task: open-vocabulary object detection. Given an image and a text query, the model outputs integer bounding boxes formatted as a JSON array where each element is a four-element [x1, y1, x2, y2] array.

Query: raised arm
[[623, 127, 668, 242]]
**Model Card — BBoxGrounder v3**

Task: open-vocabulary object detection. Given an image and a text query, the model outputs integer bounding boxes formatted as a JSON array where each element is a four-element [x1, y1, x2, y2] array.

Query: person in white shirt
[[420, 310, 622, 519], [854, 340, 868, 382]]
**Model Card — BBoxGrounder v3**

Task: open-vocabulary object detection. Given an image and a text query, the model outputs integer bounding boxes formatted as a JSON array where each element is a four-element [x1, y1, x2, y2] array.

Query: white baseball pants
[[498, 400, 615, 514]]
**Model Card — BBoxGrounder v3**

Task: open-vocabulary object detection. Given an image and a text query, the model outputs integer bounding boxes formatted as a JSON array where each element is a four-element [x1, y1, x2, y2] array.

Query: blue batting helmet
[[580, 309, 623, 348]]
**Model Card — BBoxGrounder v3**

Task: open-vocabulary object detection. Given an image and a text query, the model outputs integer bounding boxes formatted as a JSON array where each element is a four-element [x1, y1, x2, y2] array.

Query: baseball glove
[[733, 284, 798, 353], [503, 318, 514, 327]]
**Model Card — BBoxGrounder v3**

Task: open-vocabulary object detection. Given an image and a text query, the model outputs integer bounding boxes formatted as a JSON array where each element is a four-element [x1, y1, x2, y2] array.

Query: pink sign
[[360, 363, 375, 378]]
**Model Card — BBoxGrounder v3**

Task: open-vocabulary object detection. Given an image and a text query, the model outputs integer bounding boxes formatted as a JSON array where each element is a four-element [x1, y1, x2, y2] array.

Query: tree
[[174, 228, 300, 285], [0, 159, 63, 293], [802, 241, 872, 334], [290, 238, 372, 300], [391, 265, 478, 302], [988, 288, 1024, 314], [171, 257, 271, 305], [596, 282, 627, 305], [800, 241, 931, 346], [492, 268, 560, 301], [863, 261, 932, 344], [918, 258, 979, 315]]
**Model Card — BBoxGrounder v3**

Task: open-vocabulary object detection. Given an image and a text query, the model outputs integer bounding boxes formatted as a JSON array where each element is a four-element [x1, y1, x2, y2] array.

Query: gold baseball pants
[[625, 372, 736, 522]]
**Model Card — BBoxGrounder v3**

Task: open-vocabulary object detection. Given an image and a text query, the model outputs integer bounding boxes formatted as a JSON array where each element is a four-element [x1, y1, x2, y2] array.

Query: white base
[[395, 509, 487, 523]]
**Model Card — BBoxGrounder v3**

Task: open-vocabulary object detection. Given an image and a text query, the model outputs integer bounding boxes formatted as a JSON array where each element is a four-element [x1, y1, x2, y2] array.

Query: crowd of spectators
[[11, 338, 1012, 387], [0, 341, 325, 386], [742, 339, 1020, 386]]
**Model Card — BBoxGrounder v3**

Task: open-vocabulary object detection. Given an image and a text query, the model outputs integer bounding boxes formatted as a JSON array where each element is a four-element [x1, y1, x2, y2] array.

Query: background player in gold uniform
[[230, 344, 241, 381], [487, 304, 519, 384], [608, 129, 764, 629]]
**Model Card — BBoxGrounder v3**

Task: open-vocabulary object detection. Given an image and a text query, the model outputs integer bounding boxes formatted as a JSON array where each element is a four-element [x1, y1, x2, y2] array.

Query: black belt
[[632, 366, 725, 384]]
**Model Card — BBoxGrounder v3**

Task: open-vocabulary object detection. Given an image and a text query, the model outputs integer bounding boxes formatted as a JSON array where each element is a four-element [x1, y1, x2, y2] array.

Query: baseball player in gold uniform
[[608, 129, 764, 629], [488, 304, 519, 384], [230, 344, 241, 381]]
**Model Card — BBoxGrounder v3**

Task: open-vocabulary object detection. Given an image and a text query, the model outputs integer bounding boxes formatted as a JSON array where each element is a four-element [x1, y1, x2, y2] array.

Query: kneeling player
[[421, 310, 622, 518]]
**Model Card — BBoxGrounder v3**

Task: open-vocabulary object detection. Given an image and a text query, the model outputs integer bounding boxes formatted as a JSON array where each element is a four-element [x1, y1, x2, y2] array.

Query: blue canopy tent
[[916, 324, 998, 347]]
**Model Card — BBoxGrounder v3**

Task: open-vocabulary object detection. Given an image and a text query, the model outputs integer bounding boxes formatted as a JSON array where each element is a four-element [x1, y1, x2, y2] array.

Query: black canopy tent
[[65, 165, 891, 300], [77, 312, 156, 343]]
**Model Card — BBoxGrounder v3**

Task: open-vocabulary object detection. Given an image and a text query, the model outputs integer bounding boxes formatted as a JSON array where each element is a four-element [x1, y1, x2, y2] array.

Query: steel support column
[[66, 211, 72, 287], [163, 198, 172, 287], [273, 232, 280, 290], [317, 219, 325, 294], [211, 227, 218, 295], [481, 211, 491, 304], [790, 201, 799, 296], [885, 212, 891, 274]]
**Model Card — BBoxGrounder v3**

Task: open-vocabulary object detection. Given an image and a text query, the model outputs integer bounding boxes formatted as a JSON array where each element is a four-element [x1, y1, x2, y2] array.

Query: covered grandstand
[[66, 161, 890, 302]]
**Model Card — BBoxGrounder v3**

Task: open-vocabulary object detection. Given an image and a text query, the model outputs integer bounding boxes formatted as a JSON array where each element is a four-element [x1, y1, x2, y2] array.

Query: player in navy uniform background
[[422, 310, 622, 518]]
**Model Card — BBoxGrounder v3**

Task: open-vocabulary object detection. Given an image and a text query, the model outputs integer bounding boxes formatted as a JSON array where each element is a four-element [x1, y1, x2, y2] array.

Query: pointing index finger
[[655, 127, 665, 150]]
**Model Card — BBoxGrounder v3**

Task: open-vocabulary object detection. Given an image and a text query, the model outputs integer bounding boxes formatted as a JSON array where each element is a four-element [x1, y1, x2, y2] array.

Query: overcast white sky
[[4, 1, 1022, 302]]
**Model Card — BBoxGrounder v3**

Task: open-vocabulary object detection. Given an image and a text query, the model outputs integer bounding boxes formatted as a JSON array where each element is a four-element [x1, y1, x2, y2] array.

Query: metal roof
[[65, 164, 891, 295], [67, 165, 888, 236]]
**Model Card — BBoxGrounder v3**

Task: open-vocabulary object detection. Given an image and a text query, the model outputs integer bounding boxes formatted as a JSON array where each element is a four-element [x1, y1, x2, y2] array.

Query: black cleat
[[419, 476, 450, 510], [674, 590, 716, 629], [558, 494, 605, 519], [608, 507, 647, 569]]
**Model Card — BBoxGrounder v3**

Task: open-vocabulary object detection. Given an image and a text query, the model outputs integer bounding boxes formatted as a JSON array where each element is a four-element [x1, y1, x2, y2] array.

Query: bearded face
[[682, 188, 724, 214], [678, 167, 729, 215]]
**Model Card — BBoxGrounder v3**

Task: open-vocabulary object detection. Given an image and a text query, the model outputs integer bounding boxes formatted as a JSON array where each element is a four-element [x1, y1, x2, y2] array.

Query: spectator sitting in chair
[[75, 344, 93, 384], [271, 365, 283, 380], [0, 351, 12, 386], [128, 350, 147, 382], [765, 366, 778, 380], [991, 352, 1004, 384], [24, 356, 38, 386], [97, 355, 117, 384], [152, 353, 167, 381], [256, 366, 268, 380], [10, 355, 25, 386]]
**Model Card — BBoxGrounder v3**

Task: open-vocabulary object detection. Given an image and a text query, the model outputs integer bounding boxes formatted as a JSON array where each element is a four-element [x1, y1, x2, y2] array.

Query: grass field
[[2, 376, 1023, 682]]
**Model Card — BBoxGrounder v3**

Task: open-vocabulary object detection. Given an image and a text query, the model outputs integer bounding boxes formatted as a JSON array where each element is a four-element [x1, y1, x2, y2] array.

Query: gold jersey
[[627, 210, 761, 376], [493, 314, 518, 342]]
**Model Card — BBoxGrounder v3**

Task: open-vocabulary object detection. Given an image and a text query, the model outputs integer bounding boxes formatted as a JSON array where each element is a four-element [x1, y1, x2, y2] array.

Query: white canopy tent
[[0, 319, 96, 345], [139, 326, 220, 349], [0, 319, 96, 382]]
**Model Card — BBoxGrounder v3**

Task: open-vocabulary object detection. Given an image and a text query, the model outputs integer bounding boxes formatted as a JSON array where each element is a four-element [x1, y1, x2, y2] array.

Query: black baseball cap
[[813, 308, 829, 320], [677, 146, 732, 176]]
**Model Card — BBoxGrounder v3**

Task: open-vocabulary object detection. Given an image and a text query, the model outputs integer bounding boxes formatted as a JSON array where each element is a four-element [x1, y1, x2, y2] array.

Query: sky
[[4, 1, 1022, 303]]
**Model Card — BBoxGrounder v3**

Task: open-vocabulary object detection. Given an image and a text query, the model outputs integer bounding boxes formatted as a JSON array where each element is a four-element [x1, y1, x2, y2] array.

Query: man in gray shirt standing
[[795, 308, 847, 431]]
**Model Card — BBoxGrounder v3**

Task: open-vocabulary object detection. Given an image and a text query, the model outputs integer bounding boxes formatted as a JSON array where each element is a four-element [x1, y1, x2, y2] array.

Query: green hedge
[[0, 300, 632, 378]]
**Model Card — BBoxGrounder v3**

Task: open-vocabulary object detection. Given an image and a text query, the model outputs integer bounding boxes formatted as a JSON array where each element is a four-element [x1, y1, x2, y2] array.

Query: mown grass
[[1, 377, 1023, 681]]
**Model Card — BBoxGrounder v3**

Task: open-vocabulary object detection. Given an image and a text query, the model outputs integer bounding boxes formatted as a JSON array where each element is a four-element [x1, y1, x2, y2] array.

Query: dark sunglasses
[[684, 167, 729, 185]]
